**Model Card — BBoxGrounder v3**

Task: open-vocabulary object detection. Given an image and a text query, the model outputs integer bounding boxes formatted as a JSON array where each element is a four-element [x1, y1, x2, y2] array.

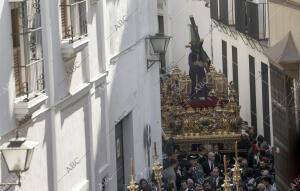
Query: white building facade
[[0, 0, 162, 191], [158, 0, 274, 145]]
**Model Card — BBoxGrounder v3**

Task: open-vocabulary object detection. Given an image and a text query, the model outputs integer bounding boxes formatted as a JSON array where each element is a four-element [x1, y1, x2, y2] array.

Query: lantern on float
[[215, 70, 228, 99], [206, 65, 217, 90]]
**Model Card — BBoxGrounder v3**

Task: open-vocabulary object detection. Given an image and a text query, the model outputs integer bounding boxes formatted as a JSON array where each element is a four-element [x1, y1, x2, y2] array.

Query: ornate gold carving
[[161, 65, 242, 145]]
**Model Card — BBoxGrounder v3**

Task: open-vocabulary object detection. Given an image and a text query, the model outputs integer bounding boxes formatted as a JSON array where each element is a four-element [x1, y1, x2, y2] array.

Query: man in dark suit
[[198, 147, 207, 165], [213, 145, 222, 164], [202, 152, 219, 176], [207, 167, 224, 190]]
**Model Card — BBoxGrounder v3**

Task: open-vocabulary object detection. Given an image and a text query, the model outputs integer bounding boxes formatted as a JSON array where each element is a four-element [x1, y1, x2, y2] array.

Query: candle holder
[[127, 174, 139, 191], [152, 154, 163, 191], [222, 173, 233, 191], [231, 159, 242, 190], [222, 155, 232, 191]]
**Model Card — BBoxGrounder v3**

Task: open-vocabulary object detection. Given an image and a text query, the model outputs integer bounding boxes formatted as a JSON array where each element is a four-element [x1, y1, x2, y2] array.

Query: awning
[[264, 32, 300, 78]]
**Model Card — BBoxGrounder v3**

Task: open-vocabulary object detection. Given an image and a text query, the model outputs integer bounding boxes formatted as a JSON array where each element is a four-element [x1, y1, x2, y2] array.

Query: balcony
[[211, 0, 268, 42], [210, 0, 235, 26], [247, 1, 268, 40], [235, 0, 268, 41]]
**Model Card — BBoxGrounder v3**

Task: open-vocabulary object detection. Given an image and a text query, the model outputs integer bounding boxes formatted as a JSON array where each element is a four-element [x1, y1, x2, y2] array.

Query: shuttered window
[[60, 0, 87, 42], [249, 55, 257, 130], [232, 46, 239, 103], [261, 62, 270, 143], [222, 40, 227, 77], [10, 0, 45, 100]]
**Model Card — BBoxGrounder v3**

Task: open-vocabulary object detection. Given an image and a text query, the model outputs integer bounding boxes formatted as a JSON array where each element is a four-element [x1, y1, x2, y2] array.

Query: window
[[232, 46, 239, 103], [210, 0, 219, 21], [60, 0, 87, 43], [249, 55, 257, 130], [235, 0, 268, 40], [261, 62, 270, 143], [10, 0, 45, 101], [235, 0, 247, 33], [222, 40, 227, 77], [158, 15, 164, 34]]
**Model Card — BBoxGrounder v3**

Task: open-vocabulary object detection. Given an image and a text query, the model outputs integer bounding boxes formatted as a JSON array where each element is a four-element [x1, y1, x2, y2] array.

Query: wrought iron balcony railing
[[60, 0, 88, 43], [211, 0, 268, 41]]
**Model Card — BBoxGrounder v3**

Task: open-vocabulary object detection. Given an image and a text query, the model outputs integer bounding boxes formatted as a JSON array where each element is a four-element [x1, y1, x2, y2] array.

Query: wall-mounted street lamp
[[0, 132, 38, 186], [147, 33, 171, 71]]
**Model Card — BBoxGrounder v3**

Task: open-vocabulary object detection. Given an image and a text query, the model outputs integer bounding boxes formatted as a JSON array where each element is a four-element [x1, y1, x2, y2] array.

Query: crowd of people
[[137, 124, 276, 191]]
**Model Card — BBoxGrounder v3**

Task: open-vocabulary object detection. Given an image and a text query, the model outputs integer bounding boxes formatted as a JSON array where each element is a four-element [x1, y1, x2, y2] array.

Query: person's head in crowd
[[195, 184, 204, 191], [215, 186, 222, 191], [244, 168, 254, 179], [262, 176, 273, 188], [249, 126, 256, 136], [187, 178, 194, 189], [139, 179, 151, 191], [225, 155, 230, 165], [257, 135, 264, 146], [169, 158, 178, 168], [213, 145, 219, 153], [180, 179, 188, 190], [211, 167, 220, 178], [165, 182, 176, 191], [178, 151, 188, 161], [259, 160, 265, 168], [203, 179, 212, 191], [266, 162, 273, 171], [257, 183, 266, 191], [207, 152, 215, 162], [199, 147, 207, 156], [170, 152, 178, 160], [188, 154, 199, 166], [270, 146, 274, 155], [241, 158, 248, 167], [261, 169, 269, 177]]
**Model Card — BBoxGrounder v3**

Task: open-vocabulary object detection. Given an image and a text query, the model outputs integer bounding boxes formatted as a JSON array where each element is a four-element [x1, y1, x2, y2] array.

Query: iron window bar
[[13, 59, 45, 102], [60, 0, 88, 43], [12, 27, 42, 36], [10, 0, 45, 102]]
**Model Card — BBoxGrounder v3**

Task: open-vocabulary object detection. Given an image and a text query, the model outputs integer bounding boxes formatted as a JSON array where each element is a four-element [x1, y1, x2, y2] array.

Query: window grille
[[60, 0, 88, 43], [10, 0, 45, 101]]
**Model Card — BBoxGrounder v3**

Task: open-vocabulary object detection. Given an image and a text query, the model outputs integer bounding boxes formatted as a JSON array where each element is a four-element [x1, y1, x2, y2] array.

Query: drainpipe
[[44, 0, 58, 190]]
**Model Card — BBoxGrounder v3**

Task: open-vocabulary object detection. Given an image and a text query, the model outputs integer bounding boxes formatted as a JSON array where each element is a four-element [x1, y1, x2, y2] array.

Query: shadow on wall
[[94, 0, 157, 190], [0, 0, 16, 136]]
